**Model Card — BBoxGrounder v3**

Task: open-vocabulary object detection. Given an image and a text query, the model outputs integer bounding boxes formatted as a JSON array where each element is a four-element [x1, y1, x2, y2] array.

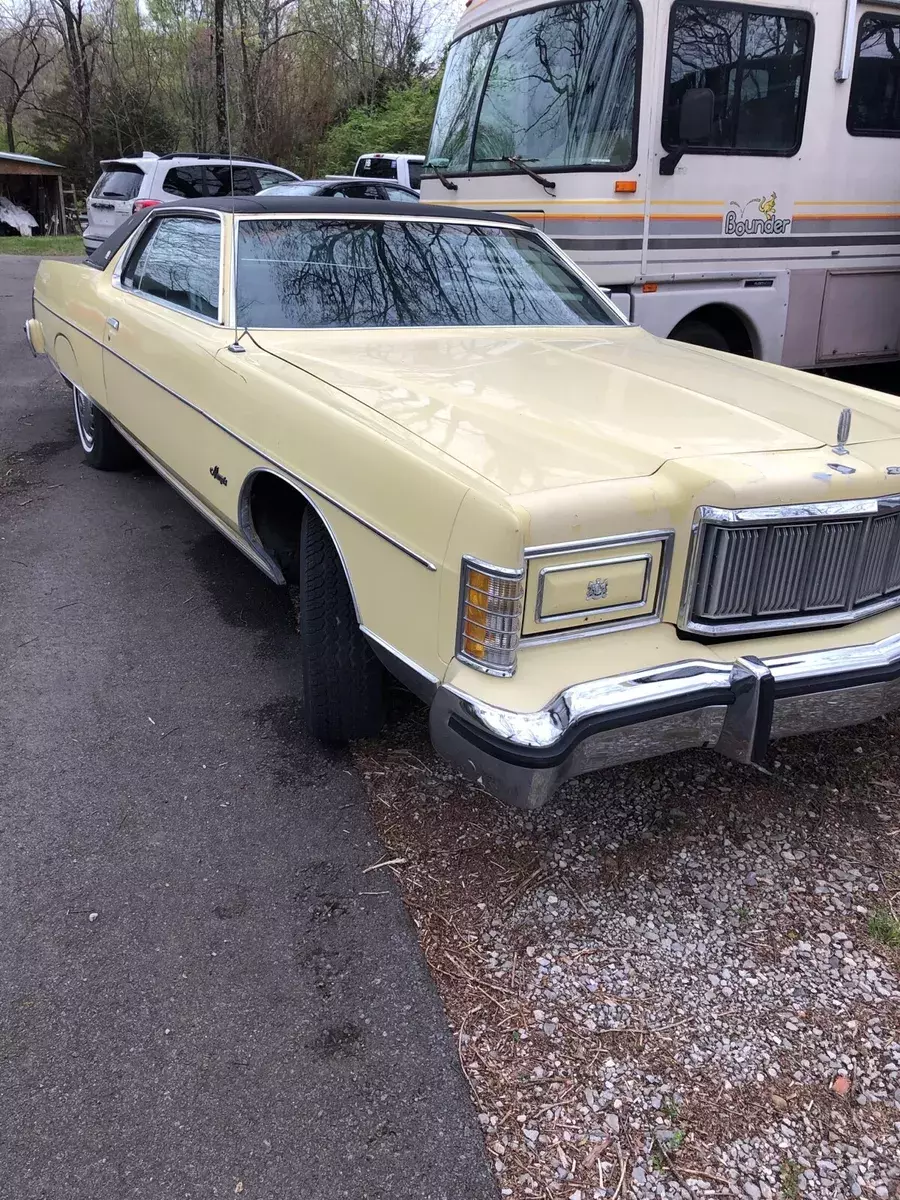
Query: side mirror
[[660, 87, 715, 176], [679, 87, 715, 142]]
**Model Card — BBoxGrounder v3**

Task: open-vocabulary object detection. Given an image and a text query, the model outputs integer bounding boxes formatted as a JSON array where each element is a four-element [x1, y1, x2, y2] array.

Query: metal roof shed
[[0, 151, 67, 237]]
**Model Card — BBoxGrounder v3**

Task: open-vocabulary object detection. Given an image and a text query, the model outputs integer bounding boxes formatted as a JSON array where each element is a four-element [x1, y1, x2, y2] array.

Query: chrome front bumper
[[429, 631, 900, 809]]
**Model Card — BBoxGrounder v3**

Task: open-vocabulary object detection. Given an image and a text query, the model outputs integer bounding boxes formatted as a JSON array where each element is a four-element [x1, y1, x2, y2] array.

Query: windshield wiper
[[425, 161, 458, 192], [475, 156, 556, 190]]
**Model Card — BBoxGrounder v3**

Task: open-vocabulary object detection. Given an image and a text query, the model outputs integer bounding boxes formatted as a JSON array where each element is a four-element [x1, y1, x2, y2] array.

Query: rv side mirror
[[660, 87, 715, 175], [679, 87, 715, 143]]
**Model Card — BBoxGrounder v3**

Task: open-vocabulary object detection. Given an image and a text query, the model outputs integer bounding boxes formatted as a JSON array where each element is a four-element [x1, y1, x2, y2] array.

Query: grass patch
[[868, 905, 900, 949], [0, 235, 83, 257], [780, 1158, 802, 1198]]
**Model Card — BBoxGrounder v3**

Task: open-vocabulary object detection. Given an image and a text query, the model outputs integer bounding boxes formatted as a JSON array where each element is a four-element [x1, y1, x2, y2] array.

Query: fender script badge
[[209, 465, 228, 486]]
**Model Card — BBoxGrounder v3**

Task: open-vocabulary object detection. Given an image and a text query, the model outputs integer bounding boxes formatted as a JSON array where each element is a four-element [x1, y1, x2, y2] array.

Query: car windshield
[[427, 0, 638, 174], [235, 218, 616, 329]]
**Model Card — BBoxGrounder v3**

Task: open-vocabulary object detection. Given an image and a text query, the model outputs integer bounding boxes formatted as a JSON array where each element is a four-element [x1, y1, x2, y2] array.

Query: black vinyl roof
[[175, 195, 525, 222], [87, 195, 526, 271]]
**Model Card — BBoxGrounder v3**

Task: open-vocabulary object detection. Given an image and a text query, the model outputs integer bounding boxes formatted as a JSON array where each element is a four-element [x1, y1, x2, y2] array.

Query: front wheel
[[73, 386, 135, 470], [670, 320, 731, 353], [295, 507, 387, 744]]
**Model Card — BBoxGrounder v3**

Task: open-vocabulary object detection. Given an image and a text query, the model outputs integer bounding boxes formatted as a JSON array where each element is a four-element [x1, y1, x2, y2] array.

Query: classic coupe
[[26, 195, 900, 808]]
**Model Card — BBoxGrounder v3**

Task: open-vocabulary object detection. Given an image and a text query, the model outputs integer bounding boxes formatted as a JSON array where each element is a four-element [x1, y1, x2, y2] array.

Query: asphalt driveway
[[0, 256, 495, 1200]]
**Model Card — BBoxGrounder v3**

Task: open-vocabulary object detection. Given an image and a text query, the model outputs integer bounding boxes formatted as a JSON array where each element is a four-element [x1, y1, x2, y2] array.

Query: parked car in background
[[83, 151, 300, 253], [28, 195, 900, 812], [353, 152, 425, 191], [259, 177, 419, 203]]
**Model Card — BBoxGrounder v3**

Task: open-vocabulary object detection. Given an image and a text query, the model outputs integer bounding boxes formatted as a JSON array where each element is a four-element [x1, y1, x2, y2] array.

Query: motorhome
[[421, 0, 900, 368]]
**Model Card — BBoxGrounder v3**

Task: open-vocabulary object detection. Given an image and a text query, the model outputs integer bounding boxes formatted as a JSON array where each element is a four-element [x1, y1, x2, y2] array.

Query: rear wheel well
[[670, 305, 756, 357], [242, 470, 309, 585]]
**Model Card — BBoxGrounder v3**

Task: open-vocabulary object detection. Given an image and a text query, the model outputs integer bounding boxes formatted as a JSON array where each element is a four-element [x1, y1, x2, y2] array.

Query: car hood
[[251, 326, 900, 495]]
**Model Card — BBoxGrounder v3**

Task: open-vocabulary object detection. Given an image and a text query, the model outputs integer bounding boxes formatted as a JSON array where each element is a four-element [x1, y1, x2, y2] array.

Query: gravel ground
[[356, 699, 900, 1199]]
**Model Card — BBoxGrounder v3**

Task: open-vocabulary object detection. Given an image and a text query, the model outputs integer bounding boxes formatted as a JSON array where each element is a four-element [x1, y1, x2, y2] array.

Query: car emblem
[[832, 407, 852, 455], [887, 467, 900, 476], [827, 462, 856, 475], [586, 578, 609, 600]]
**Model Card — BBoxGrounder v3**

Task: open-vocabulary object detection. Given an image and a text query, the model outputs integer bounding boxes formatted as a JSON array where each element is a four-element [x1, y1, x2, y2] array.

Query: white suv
[[83, 152, 300, 253]]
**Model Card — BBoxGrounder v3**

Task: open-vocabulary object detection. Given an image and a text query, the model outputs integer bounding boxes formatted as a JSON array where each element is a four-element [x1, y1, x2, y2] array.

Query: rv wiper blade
[[474, 157, 556, 189], [425, 161, 458, 191]]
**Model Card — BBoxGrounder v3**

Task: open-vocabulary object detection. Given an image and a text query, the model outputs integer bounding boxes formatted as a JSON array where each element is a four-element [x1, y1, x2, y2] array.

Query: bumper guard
[[430, 631, 900, 809]]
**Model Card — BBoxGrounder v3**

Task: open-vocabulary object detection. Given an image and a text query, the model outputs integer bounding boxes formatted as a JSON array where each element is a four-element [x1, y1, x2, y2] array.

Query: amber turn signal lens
[[457, 559, 524, 675]]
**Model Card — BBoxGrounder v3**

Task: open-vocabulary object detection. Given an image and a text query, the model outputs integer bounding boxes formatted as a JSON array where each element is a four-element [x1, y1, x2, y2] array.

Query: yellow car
[[26, 195, 900, 808]]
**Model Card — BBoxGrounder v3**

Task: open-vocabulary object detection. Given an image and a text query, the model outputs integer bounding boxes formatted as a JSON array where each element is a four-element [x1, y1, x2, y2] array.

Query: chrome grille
[[686, 500, 900, 635]]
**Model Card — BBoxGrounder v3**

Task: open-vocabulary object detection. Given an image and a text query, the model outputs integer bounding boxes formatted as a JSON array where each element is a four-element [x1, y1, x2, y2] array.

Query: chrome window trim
[[457, 554, 526, 678], [112, 208, 226, 326], [678, 496, 900, 637], [522, 529, 674, 646], [35, 297, 436, 573], [534, 553, 651, 624], [525, 529, 673, 558]]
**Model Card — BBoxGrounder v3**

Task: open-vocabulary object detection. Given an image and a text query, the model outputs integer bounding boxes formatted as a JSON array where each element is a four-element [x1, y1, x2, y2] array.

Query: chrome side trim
[[23, 320, 37, 357], [361, 627, 440, 704], [35, 297, 437, 572], [97, 405, 285, 585], [678, 496, 900, 637], [534, 553, 652, 625]]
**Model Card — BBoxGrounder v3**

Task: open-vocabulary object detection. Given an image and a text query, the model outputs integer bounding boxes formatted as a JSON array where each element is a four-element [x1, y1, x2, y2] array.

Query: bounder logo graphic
[[724, 192, 792, 237]]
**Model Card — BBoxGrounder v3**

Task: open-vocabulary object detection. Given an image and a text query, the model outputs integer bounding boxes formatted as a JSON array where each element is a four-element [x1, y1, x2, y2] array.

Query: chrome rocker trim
[[429, 628, 900, 810]]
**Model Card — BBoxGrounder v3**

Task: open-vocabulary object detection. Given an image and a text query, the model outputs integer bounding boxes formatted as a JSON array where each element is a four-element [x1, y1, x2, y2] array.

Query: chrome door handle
[[106, 317, 119, 331]]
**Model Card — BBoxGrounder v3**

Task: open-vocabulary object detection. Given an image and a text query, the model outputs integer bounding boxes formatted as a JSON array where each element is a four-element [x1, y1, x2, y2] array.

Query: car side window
[[331, 182, 382, 199], [121, 217, 221, 320], [205, 165, 258, 196], [662, 2, 813, 155], [162, 166, 207, 198], [256, 168, 297, 190], [383, 185, 418, 203], [848, 14, 900, 136]]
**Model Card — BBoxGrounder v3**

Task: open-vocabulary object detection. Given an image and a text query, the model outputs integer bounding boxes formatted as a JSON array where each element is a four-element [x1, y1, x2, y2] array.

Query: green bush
[[318, 77, 441, 176]]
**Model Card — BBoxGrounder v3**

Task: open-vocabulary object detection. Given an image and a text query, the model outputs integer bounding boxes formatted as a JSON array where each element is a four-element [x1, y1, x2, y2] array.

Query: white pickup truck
[[352, 153, 424, 192]]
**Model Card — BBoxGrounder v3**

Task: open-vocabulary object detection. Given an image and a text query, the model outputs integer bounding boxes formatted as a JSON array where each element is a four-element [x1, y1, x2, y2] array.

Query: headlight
[[457, 557, 525, 676]]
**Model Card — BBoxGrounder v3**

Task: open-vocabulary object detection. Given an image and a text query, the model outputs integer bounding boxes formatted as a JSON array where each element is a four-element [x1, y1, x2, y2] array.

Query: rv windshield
[[427, 0, 639, 175]]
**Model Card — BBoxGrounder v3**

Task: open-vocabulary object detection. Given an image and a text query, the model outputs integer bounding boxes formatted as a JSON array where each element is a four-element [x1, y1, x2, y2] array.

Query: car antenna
[[221, 25, 247, 354]]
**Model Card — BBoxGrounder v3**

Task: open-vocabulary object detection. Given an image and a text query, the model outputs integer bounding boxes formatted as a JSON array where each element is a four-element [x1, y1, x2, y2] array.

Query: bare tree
[[0, 0, 55, 152]]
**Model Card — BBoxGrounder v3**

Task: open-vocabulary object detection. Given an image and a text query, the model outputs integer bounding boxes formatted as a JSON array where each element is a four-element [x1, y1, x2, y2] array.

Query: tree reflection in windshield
[[235, 219, 615, 329], [471, 0, 637, 171]]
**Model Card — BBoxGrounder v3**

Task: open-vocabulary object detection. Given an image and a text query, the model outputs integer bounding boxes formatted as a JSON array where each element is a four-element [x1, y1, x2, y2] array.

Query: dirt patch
[[355, 710, 900, 1198]]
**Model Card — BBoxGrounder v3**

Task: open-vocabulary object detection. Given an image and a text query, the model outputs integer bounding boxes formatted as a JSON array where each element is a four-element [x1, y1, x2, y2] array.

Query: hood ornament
[[832, 407, 852, 455]]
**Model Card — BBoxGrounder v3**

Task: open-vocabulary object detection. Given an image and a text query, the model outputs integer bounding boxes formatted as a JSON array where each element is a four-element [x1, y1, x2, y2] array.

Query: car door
[[101, 212, 250, 524], [382, 184, 419, 204]]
